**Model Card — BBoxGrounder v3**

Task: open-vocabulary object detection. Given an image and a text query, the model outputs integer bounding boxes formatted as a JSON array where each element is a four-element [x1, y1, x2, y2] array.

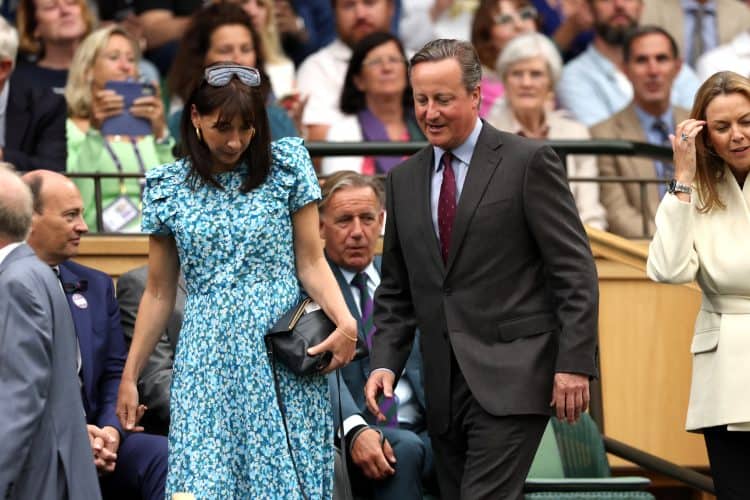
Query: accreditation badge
[[102, 195, 139, 232]]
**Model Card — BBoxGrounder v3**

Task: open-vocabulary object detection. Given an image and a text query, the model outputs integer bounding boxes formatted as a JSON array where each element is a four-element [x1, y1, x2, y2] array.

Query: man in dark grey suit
[[0, 165, 100, 500], [364, 39, 599, 500], [116, 265, 186, 436], [321, 171, 434, 500]]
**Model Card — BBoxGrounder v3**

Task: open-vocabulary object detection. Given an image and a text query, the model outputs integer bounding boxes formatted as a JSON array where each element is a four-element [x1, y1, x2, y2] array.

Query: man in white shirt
[[321, 171, 434, 500], [696, 29, 750, 81], [297, 0, 395, 142]]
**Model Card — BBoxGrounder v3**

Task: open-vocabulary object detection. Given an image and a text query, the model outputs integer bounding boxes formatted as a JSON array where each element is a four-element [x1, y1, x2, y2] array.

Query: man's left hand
[[550, 372, 590, 423]]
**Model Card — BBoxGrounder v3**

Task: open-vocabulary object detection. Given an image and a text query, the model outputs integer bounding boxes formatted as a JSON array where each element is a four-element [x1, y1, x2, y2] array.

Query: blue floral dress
[[141, 137, 332, 499]]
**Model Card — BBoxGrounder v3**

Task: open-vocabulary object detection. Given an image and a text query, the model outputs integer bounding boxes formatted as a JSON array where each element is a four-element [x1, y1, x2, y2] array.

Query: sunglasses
[[494, 5, 538, 25], [204, 65, 261, 87]]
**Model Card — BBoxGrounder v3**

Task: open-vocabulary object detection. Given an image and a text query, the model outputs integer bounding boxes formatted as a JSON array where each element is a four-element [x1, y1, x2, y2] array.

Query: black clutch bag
[[265, 297, 368, 376]]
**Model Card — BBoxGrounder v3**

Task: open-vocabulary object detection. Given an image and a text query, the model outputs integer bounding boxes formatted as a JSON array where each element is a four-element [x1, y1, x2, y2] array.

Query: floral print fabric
[[141, 137, 331, 499]]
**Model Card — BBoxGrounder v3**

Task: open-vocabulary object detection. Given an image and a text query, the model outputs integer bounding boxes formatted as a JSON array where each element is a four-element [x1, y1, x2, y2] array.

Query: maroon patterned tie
[[438, 151, 456, 264]]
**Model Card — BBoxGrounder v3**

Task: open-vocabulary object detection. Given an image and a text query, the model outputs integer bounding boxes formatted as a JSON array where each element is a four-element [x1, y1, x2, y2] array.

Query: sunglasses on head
[[204, 65, 261, 87]]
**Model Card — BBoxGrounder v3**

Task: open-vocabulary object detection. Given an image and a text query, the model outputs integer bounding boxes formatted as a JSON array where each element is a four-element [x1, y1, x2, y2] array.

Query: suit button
[[444, 287, 452, 296], [442, 331, 448, 339]]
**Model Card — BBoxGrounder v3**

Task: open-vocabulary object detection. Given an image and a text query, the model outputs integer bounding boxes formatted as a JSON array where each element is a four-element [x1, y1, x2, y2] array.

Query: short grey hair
[[409, 39, 482, 93], [0, 16, 19, 67], [319, 171, 385, 213], [496, 33, 563, 87], [0, 163, 32, 242]]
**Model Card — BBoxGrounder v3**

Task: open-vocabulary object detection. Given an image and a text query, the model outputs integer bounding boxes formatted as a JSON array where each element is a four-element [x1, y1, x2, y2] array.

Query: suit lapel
[[59, 263, 93, 412], [446, 124, 503, 274], [325, 255, 365, 340], [5, 82, 30, 150], [412, 147, 445, 273], [618, 105, 661, 206]]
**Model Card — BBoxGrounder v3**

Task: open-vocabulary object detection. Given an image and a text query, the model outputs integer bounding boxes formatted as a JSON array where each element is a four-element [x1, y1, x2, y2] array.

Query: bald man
[[23, 170, 167, 500], [0, 165, 101, 500]]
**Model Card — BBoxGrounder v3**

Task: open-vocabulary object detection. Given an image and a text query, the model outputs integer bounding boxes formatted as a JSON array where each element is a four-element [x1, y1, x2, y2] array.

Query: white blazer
[[647, 173, 750, 431]]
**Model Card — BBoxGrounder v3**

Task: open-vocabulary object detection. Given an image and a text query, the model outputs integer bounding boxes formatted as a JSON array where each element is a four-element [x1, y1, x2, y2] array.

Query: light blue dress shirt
[[557, 44, 701, 127], [430, 118, 483, 238], [633, 105, 675, 198], [682, 0, 718, 65]]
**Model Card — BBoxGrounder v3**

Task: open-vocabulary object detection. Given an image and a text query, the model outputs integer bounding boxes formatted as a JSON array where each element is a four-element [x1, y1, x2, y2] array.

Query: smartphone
[[100, 80, 154, 137]]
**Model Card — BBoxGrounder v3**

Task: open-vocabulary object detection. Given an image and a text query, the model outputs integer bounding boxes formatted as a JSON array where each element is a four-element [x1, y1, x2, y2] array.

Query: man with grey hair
[[0, 16, 66, 172], [321, 171, 434, 500], [365, 39, 599, 499], [0, 164, 101, 500]]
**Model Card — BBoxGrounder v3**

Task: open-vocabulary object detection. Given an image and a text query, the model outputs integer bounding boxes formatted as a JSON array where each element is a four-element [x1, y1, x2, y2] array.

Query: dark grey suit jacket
[[371, 122, 599, 435], [116, 265, 185, 435], [0, 244, 101, 500]]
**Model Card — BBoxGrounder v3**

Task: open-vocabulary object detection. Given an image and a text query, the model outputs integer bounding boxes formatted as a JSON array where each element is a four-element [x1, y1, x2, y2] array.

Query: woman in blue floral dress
[[116, 64, 357, 499]]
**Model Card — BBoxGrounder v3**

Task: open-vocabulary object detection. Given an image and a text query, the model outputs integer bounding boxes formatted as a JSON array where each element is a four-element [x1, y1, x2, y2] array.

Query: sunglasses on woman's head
[[204, 65, 261, 87], [494, 5, 538, 25]]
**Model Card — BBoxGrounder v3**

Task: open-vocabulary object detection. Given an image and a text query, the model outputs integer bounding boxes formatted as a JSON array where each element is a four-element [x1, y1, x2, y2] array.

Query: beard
[[594, 19, 638, 46]]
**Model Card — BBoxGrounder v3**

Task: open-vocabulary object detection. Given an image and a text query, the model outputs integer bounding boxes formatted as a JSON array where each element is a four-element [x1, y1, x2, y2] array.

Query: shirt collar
[[0, 80, 9, 117], [633, 103, 674, 131], [330, 38, 353, 62], [682, 0, 715, 13], [339, 261, 379, 287], [586, 44, 619, 77], [0, 241, 23, 265], [433, 118, 483, 172]]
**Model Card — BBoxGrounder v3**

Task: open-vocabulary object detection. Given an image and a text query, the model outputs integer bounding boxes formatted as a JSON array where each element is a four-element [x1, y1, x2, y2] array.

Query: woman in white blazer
[[647, 71, 750, 500], [486, 32, 607, 230]]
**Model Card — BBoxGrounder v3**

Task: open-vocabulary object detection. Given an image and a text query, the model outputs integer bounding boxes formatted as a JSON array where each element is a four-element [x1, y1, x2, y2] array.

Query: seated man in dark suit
[[116, 264, 186, 436], [321, 171, 434, 500], [23, 170, 167, 500], [0, 18, 65, 172]]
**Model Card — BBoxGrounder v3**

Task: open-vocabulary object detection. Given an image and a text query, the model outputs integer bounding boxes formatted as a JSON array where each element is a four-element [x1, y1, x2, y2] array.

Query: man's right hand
[[87, 425, 117, 473], [364, 369, 395, 422], [350, 428, 396, 480]]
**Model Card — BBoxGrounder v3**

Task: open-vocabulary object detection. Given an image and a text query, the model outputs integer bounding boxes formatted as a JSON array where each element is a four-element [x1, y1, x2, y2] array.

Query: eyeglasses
[[494, 5, 538, 26], [362, 55, 407, 68], [204, 65, 261, 87]]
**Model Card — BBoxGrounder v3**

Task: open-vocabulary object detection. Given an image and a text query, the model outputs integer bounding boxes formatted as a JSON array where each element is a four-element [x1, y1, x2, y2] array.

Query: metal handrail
[[603, 436, 715, 494], [67, 139, 673, 234]]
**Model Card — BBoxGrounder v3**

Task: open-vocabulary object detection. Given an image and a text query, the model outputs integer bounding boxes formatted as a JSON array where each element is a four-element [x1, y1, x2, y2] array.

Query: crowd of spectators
[[3, 0, 750, 239]]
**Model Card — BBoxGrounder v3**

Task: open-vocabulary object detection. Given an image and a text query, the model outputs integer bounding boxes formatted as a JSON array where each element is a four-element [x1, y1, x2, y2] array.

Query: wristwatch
[[667, 179, 692, 195]]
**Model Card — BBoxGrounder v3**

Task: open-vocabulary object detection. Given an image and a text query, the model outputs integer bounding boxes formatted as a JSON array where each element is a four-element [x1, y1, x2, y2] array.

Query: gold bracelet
[[337, 329, 358, 342]]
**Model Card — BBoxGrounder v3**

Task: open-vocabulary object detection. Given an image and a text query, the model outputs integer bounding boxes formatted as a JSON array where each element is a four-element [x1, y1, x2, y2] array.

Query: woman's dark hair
[[339, 31, 413, 115], [180, 66, 271, 193], [168, 3, 272, 103]]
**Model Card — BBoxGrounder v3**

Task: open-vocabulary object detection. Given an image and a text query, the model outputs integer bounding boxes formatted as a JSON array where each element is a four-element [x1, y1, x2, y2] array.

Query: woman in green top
[[65, 25, 175, 232]]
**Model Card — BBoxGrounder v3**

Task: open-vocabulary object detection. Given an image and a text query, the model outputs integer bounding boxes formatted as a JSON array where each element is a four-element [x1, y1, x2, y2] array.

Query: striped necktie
[[352, 272, 375, 349]]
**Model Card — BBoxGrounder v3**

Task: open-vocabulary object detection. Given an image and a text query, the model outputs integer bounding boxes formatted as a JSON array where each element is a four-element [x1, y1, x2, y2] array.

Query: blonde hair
[[16, 0, 95, 57], [64, 25, 140, 119], [690, 71, 750, 212]]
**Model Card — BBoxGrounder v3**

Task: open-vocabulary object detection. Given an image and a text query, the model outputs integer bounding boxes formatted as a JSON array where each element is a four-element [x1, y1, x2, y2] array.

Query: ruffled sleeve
[[141, 159, 187, 235], [270, 137, 321, 213]]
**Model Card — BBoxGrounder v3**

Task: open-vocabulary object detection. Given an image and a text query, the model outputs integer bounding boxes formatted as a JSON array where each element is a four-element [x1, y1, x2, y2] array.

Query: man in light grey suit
[[0, 164, 100, 500], [365, 40, 599, 499]]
